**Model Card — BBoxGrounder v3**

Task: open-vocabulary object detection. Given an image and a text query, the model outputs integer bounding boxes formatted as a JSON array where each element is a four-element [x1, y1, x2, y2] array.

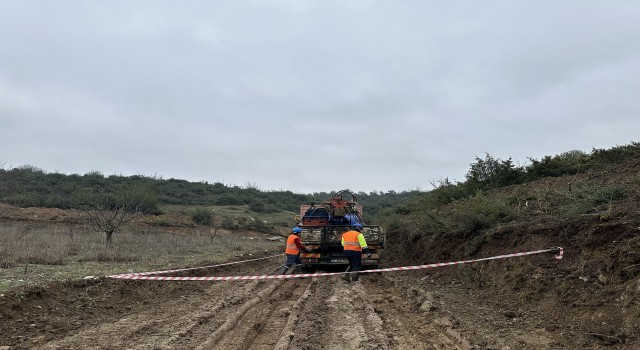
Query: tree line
[[434, 141, 640, 205], [0, 166, 420, 221], [2, 141, 637, 220]]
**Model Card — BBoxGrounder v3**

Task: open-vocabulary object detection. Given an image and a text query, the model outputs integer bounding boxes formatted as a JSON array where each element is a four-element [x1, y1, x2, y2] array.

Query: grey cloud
[[1, 1, 639, 192]]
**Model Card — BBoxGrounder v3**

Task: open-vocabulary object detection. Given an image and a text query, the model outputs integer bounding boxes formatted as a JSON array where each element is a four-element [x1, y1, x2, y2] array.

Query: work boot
[[352, 272, 360, 282], [278, 266, 289, 275], [342, 273, 351, 283]]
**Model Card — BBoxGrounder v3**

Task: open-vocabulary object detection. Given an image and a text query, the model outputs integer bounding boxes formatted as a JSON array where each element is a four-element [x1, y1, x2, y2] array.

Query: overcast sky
[[1, 1, 639, 193]]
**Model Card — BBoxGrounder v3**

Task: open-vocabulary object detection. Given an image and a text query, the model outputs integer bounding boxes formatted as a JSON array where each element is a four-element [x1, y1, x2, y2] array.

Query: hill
[[382, 143, 640, 347]]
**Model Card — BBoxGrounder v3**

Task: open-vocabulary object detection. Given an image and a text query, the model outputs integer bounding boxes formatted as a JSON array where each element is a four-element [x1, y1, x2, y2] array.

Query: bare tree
[[209, 221, 222, 240], [0, 204, 15, 222], [78, 186, 157, 248]]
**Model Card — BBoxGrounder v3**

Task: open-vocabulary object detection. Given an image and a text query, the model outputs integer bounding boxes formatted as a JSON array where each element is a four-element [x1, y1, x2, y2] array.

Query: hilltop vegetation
[[382, 141, 640, 246]]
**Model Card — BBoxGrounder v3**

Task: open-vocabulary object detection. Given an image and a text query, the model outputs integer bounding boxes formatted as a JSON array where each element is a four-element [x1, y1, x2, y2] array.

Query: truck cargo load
[[296, 190, 385, 270]]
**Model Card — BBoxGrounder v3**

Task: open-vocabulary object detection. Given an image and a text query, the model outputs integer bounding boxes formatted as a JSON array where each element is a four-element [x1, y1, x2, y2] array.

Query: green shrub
[[466, 153, 526, 190], [590, 185, 628, 206], [448, 191, 515, 237], [526, 150, 589, 179], [192, 208, 214, 225], [221, 217, 238, 229], [590, 142, 640, 168]]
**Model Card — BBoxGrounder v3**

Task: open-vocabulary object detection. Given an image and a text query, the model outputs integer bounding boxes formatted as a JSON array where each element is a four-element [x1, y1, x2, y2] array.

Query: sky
[[1, 1, 639, 194]]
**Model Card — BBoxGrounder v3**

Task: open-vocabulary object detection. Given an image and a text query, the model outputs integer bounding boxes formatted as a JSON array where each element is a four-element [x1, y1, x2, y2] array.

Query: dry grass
[[0, 222, 283, 291]]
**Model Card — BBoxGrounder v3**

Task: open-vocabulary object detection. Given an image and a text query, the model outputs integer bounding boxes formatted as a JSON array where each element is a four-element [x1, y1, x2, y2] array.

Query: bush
[[449, 191, 513, 237], [526, 150, 589, 179], [248, 200, 277, 213], [590, 185, 628, 206], [221, 217, 238, 229], [557, 183, 629, 217], [192, 208, 214, 225], [590, 142, 640, 168], [466, 153, 525, 191]]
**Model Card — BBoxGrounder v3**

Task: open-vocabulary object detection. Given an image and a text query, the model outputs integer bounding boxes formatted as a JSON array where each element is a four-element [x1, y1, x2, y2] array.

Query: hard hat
[[292, 227, 302, 234], [352, 223, 363, 231]]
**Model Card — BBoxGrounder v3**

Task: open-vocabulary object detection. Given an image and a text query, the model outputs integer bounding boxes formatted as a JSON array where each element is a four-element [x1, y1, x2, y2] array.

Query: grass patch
[[0, 222, 282, 291], [160, 204, 296, 229]]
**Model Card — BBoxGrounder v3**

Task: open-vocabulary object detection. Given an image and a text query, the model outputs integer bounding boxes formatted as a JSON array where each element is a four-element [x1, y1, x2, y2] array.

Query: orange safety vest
[[285, 234, 300, 255], [342, 230, 362, 252]]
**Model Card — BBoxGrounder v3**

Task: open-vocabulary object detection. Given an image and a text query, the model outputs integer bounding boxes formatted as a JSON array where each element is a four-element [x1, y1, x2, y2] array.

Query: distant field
[[0, 203, 296, 291], [160, 204, 297, 228], [0, 221, 283, 291]]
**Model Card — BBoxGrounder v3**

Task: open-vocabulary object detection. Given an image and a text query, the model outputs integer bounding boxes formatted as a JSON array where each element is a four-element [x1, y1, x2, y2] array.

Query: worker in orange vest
[[279, 227, 311, 274], [341, 223, 371, 282]]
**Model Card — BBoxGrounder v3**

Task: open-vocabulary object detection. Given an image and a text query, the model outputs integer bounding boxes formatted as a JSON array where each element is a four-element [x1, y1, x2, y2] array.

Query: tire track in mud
[[288, 273, 476, 350], [196, 278, 313, 350], [9, 261, 568, 350], [289, 276, 390, 350], [32, 260, 293, 350]]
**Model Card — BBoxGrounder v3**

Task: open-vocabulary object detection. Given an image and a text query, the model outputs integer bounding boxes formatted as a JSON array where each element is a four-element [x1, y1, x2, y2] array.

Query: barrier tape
[[108, 247, 563, 281], [107, 253, 284, 279]]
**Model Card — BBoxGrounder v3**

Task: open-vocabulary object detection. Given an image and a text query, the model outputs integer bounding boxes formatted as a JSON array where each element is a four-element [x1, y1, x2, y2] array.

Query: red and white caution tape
[[361, 247, 563, 274], [108, 247, 563, 281], [107, 253, 284, 279]]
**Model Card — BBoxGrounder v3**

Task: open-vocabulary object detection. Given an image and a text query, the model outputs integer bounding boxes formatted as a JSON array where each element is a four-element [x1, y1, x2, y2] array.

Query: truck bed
[[299, 225, 384, 246]]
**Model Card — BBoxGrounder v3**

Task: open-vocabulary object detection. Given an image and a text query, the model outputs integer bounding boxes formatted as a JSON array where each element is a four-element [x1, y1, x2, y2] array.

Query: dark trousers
[[344, 250, 362, 273], [284, 254, 301, 268]]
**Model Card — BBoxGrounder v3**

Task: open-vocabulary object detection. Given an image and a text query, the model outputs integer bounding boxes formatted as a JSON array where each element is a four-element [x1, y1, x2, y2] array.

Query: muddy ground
[[1, 185, 640, 350], [1, 217, 639, 350], [0, 256, 576, 350]]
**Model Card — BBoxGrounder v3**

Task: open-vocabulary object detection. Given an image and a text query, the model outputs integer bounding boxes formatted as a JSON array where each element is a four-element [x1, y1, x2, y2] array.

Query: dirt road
[[3, 253, 636, 350]]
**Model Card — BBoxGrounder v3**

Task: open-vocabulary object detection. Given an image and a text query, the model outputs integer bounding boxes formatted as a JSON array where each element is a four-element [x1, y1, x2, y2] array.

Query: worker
[[341, 223, 371, 282], [279, 227, 311, 274]]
